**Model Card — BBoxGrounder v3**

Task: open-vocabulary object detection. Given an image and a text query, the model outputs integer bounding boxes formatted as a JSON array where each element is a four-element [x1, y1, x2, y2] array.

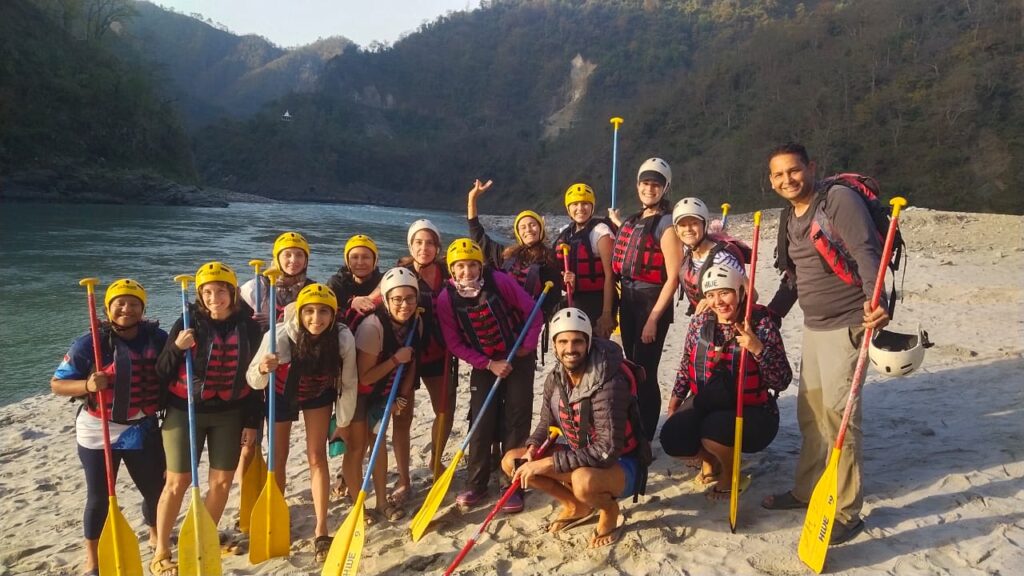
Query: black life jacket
[[330, 267, 383, 331], [447, 267, 522, 360], [87, 322, 163, 424], [555, 218, 609, 293], [612, 213, 667, 284]]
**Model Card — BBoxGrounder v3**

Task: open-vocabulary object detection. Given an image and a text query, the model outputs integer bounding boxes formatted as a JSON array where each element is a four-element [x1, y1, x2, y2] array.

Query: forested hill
[[0, 0, 195, 182], [116, 2, 350, 128], [196, 0, 1023, 214]]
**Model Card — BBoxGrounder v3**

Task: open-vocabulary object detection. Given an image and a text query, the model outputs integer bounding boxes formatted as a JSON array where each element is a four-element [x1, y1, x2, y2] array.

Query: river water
[[0, 201, 482, 406]]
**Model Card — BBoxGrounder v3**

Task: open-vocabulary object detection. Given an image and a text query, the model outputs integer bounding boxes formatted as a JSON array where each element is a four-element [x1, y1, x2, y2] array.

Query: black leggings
[[465, 354, 535, 492], [619, 282, 673, 441], [659, 395, 780, 458], [78, 420, 166, 539]]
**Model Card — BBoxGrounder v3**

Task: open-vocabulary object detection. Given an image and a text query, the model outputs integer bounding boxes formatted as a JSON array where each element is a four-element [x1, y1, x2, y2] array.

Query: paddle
[[239, 259, 268, 535], [410, 281, 553, 542], [798, 197, 907, 573], [728, 210, 761, 533], [321, 314, 421, 576], [609, 116, 623, 209], [172, 274, 222, 576], [78, 278, 145, 576], [249, 268, 290, 564], [560, 244, 573, 307], [444, 426, 561, 576], [720, 203, 731, 230]]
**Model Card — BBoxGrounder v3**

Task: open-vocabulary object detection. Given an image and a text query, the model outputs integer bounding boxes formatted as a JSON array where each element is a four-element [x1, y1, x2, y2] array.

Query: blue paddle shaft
[[267, 282, 277, 473], [359, 316, 420, 495], [459, 287, 551, 452], [611, 127, 621, 209], [179, 286, 202, 486]]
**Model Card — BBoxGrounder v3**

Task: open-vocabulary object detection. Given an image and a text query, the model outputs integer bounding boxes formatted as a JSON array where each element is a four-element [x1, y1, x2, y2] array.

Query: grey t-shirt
[[788, 185, 883, 329]]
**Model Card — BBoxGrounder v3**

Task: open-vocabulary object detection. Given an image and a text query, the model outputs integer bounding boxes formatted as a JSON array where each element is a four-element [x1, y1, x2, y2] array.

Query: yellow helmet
[[273, 231, 310, 264], [296, 283, 338, 315], [104, 279, 147, 312], [446, 238, 484, 275], [564, 183, 596, 210], [344, 234, 378, 266], [195, 261, 238, 290], [512, 210, 545, 245]]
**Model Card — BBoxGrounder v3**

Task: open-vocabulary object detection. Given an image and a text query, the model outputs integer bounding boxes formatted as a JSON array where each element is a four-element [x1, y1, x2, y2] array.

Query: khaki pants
[[793, 325, 864, 524]]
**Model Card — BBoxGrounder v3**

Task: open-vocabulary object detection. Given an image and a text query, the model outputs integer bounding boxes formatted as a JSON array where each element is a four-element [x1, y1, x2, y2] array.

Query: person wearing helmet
[[394, 218, 457, 505], [660, 265, 792, 500], [437, 238, 545, 511], [674, 197, 749, 315], [350, 267, 423, 522], [760, 143, 889, 545], [153, 262, 263, 568], [328, 234, 384, 330], [554, 182, 618, 338], [240, 231, 316, 329], [502, 308, 650, 548], [246, 283, 357, 562], [51, 279, 168, 576], [608, 157, 684, 441], [465, 179, 562, 317]]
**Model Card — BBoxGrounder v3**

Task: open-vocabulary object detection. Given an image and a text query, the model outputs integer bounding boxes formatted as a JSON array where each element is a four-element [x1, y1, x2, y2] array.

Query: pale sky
[[152, 0, 478, 48]]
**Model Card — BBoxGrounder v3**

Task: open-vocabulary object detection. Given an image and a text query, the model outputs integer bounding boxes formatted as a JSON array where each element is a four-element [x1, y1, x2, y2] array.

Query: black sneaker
[[830, 518, 865, 546]]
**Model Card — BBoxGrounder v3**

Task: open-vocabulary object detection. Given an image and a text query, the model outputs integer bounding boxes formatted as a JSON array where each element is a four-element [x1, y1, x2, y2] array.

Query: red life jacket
[[680, 236, 749, 308], [501, 257, 543, 299], [170, 325, 251, 402], [355, 307, 418, 397], [403, 262, 448, 365], [687, 307, 770, 407], [273, 339, 338, 405], [448, 268, 522, 360], [555, 219, 608, 293], [611, 213, 667, 284], [87, 326, 162, 423]]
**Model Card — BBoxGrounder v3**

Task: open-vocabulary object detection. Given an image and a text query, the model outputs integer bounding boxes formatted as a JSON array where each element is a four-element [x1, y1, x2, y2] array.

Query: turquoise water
[[0, 202, 477, 406]]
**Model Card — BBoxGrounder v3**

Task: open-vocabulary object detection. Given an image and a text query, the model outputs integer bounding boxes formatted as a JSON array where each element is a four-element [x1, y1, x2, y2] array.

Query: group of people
[[54, 142, 895, 576]]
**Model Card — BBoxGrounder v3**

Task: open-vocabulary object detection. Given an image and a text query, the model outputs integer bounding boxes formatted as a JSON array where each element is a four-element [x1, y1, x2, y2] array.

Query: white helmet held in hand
[[380, 267, 420, 298], [869, 326, 931, 377], [701, 263, 746, 295], [550, 307, 592, 351], [637, 157, 672, 190], [673, 197, 710, 225], [407, 219, 441, 249]]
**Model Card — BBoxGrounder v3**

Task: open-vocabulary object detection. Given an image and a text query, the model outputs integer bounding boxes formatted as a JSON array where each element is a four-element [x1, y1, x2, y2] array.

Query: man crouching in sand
[[502, 308, 649, 548]]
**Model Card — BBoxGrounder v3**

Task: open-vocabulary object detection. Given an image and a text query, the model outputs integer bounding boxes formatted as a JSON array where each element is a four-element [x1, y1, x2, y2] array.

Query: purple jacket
[[437, 268, 544, 370]]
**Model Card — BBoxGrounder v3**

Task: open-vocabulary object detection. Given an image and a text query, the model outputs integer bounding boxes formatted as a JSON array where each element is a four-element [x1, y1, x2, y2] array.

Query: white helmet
[[550, 307, 592, 352], [869, 326, 931, 377], [672, 197, 710, 225], [701, 263, 746, 295], [637, 157, 672, 190], [407, 219, 441, 249], [380, 267, 420, 299]]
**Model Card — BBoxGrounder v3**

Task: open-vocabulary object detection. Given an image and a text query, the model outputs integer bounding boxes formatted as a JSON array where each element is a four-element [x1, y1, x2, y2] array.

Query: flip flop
[[387, 484, 411, 507], [692, 469, 720, 491], [314, 535, 332, 563], [546, 508, 597, 533], [706, 474, 752, 502], [588, 514, 626, 549], [760, 490, 807, 510]]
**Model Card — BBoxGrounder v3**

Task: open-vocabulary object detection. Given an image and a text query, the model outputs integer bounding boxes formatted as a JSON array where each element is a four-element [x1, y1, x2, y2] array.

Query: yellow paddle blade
[[728, 415, 744, 533], [97, 496, 143, 576], [239, 449, 268, 534], [340, 495, 368, 576], [248, 477, 290, 565], [179, 487, 222, 576], [410, 449, 464, 542], [321, 491, 367, 576], [799, 447, 842, 574]]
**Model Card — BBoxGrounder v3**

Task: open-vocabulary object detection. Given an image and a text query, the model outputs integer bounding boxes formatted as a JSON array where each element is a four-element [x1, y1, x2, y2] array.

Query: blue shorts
[[618, 456, 639, 499]]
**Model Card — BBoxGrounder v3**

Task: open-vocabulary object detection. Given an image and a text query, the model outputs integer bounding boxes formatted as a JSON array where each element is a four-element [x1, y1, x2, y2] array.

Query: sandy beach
[[2, 208, 1022, 576]]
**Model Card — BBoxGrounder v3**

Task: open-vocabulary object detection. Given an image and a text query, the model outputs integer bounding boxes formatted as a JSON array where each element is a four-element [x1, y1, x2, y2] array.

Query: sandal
[[387, 484, 411, 507], [314, 535, 332, 563], [761, 490, 807, 510], [149, 552, 177, 576], [219, 531, 244, 555], [384, 504, 406, 522], [706, 475, 752, 502], [545, 508, 597, 533]]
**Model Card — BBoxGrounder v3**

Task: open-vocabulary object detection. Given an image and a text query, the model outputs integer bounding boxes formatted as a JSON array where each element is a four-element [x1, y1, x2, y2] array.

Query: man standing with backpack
[[761, 143, 890, 546], [502, 308, 651, 549]]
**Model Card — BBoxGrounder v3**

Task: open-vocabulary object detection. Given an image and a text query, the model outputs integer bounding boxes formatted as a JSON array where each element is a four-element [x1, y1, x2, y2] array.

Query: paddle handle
[[833, 198, 907, 450], [358, 316, 421, 495], [721, 203, 731, 230], [560, 244, 573, 308], [458, 282, 553, 453], [609, 117, 623, 209], [249, 259, 266, 314], [79, 279, 117, 498], [445, 427, 562, 576]]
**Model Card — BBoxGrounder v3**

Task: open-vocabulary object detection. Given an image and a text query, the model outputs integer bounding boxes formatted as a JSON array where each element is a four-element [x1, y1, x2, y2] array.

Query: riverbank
[[0, 208, 1021, 575]]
